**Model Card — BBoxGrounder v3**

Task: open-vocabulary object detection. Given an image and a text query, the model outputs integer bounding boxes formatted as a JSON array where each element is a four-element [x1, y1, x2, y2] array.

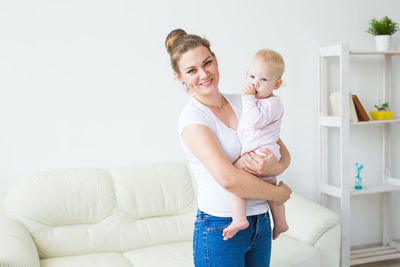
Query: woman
[[165, 29, 292, 267]]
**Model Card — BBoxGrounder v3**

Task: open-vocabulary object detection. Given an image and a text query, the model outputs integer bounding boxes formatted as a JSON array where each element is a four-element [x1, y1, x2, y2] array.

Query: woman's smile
[[200, 77, 214, 87]]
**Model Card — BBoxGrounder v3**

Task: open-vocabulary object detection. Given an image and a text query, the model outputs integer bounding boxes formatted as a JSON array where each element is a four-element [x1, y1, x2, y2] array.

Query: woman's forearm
[[223, 167, 289, 202], [182, 124, 291, 203], [229, 139, 291, 201]]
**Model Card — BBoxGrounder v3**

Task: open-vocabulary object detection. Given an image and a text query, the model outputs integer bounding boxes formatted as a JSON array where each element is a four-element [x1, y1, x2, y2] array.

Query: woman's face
[[176, 46, 219, 96]]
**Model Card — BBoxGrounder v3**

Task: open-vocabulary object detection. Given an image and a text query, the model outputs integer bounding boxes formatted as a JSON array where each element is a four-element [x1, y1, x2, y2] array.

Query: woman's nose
[[199, 68, 208, 78]]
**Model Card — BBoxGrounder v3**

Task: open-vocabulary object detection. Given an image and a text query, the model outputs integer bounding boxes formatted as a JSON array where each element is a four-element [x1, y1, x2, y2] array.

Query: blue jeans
[[193, 210, 272, 267]]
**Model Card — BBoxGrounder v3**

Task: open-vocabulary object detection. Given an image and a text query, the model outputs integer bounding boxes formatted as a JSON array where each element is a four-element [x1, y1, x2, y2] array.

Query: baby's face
[[246, 57, 281, 99]]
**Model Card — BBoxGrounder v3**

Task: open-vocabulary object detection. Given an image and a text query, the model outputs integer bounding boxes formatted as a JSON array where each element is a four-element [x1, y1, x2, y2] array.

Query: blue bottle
[[355, 163, 363, 190]]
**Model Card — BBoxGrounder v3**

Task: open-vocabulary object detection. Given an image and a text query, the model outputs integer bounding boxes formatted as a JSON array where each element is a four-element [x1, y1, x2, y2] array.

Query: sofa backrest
[[4, 162, 197, 259]]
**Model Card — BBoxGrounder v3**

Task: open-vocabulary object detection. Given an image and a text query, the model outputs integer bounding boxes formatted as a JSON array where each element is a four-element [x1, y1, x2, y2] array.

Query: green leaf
[[367, 16, 399, 35]]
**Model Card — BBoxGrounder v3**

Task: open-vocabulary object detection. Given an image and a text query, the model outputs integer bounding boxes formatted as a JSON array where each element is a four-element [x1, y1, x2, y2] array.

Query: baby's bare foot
[[222, 220, 249, 241], [273, 223, 289, 240]]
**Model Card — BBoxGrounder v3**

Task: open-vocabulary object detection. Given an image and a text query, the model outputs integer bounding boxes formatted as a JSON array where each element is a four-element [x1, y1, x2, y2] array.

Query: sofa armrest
[[0, 198, 40, 267], [283, 193, 341, 267], [314, 224, 341, 267], [284, 192, 340, 246]]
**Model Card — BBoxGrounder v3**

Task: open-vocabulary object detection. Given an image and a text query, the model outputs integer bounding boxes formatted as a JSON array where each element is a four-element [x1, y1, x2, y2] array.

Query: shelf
[[351, 244, 400, 265], [351, 117, 400, 125], [320, 116, 341, 127], [319, 43, 398, 267], [320, 182, 400, 198], [320, 44, 400, 57], [320, 183, 342, 198], [351, 184, 400, 196], [320, 44, 342, 57], [350, 50, 400, 56], [320, 116, 400, 127]]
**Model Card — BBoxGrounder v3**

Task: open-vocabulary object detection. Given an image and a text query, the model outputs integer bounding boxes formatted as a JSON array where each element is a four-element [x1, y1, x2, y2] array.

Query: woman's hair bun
[[165, 29, 187, 55]]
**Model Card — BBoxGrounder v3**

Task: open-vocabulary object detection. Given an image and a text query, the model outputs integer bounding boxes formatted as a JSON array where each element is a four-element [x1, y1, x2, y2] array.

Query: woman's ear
[[174, 72, 183, 83]]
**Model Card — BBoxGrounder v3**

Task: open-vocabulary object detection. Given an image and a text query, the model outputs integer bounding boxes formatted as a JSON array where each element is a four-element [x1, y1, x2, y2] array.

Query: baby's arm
[[240, 83, 282, 129], [240, 82, 265, 127]]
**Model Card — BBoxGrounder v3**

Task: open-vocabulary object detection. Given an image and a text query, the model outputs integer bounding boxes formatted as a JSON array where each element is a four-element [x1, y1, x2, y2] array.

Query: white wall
[[1, 0, 399, 247]]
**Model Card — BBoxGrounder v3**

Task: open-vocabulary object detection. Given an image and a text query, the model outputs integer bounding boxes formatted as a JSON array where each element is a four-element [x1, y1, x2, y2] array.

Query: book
[[352, 95, 370, 121], [329, 91, 358, 122]]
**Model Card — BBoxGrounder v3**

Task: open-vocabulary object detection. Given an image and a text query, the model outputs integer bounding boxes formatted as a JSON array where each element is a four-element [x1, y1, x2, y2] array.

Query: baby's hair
[[254, 49, 285, 78], [165, 29, 213, 74]]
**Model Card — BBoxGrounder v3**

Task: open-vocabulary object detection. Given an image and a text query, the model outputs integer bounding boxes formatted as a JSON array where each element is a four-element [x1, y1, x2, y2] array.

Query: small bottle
[[354, 163, 363, 190]]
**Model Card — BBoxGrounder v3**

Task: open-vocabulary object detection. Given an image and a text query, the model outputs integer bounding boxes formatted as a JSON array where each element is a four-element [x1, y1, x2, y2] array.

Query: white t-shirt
[[179, 93, 269, 217]]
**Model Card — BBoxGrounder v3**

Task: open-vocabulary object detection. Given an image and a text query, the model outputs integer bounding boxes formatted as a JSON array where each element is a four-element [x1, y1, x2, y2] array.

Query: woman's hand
[[234, 152, 292, 204], [274, 181, 292, 205], [234, 148, 281, 177], [234, 139, 291, 177]]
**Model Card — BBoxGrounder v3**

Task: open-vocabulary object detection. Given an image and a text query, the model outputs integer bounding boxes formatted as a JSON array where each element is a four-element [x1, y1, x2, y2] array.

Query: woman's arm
[[182, 124, 291, 202], [235, 138, 290, 177]]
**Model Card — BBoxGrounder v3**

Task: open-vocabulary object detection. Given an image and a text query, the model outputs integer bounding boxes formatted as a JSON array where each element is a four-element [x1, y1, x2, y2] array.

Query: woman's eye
[[204, 60, 212, 66], [188, 69, 195, 74], [261, 78, 267, 82]]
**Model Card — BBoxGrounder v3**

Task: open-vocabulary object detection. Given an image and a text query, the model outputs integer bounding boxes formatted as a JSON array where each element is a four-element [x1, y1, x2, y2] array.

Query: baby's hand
[[242, 82, 258, 95]]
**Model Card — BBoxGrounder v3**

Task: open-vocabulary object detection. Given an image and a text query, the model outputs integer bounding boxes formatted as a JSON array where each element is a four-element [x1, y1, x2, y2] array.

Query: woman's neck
[[194, 92, 226, 109]]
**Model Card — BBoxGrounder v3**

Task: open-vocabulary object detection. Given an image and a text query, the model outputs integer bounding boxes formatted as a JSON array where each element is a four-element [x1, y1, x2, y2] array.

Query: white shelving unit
[[318, 43, 400, 267]]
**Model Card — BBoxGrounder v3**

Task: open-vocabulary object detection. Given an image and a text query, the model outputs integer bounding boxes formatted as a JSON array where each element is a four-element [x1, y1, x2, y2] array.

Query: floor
[[357, 259, 400, 266]]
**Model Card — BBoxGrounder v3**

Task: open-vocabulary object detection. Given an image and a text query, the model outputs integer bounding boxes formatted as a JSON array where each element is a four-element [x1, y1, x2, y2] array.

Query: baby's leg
[[223, 192, 249, 241], [266, 177, 289, 240]]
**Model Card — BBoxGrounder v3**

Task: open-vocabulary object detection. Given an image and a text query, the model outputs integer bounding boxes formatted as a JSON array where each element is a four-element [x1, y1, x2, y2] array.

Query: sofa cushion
[[40, 252, 133, 267], [4, 162, 196, 259], [110, 162, 196, 218], [271, 234, 320, 267], [123, 241, 193, 267], [4, 168, 117, 227], [39, 235, 320, 267]]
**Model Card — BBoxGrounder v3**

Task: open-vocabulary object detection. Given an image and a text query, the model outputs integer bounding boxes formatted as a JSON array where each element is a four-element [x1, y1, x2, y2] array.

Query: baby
[[223, 49, 288, 241]]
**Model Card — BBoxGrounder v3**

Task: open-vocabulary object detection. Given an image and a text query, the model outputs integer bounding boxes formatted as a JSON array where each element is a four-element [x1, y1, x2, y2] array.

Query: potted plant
[[370, 101, 394, 120], [367, 16, 399, 51]]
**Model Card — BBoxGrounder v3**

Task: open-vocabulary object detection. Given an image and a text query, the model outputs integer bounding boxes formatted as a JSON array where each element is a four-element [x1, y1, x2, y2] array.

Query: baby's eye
[[261, 78, 268, 82], [250, 75, 255, 79]]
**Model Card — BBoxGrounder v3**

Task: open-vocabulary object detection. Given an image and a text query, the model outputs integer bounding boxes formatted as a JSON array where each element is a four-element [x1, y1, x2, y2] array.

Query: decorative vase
[[369, 110, 394, 120], [375, 35, 391, 51]]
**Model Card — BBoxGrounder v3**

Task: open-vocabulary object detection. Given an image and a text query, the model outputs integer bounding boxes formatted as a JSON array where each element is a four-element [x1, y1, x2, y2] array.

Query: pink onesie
[[237, 95, 283, 178]]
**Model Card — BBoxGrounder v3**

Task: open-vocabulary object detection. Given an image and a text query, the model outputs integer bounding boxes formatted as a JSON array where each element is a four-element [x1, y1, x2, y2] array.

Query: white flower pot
[[375, 35, 391, 51]]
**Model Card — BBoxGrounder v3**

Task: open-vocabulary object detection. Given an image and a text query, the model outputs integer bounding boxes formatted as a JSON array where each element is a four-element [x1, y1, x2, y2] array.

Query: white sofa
[[0, 162, 340, 267]]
